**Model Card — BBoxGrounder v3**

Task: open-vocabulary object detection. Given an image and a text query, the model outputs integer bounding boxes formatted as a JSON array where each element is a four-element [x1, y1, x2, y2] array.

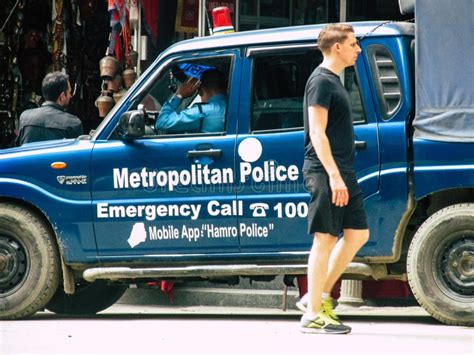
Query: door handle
[[355, 140, 366, 149], [187, 149, 222, 158]]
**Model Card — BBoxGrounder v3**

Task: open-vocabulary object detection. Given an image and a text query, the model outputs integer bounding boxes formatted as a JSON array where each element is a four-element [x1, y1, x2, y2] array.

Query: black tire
[[0, 204, 60, 319], [46, 280, 127, 315], [407, 203, 474, 326]]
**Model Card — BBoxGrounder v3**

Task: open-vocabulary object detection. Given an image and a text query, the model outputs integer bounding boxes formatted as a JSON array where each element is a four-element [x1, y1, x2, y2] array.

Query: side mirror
[[119, 110, 145, 139]]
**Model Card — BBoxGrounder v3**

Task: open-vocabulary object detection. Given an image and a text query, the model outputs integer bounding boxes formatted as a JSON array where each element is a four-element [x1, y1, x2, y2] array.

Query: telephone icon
[[249, 203, 270, 218]]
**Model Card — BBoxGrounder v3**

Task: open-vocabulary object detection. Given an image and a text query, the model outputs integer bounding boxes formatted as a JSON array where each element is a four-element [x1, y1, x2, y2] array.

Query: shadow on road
[[28, 311, 441, 326]]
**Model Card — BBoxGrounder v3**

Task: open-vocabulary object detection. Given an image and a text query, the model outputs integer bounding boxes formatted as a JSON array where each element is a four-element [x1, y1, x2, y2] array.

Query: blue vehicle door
[[90, 51, 242, 258], [236, 44, 380, 254]]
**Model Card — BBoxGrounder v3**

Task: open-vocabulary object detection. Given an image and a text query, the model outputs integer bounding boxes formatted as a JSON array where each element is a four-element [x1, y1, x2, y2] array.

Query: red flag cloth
[[296, 275, 307, 298], [161, 280, 174, 303], [296, 276, 411, 300], [362, 280, 412, 298], [141, 0, 159, 43]]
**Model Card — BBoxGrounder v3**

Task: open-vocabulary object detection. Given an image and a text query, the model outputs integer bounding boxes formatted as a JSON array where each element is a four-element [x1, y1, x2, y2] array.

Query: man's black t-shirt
[[303, 66, 355, 173]]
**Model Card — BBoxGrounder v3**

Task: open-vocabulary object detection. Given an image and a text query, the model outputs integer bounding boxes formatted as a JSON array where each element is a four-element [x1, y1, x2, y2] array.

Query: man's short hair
[[317, 24, 355, 54], [200, 69, 226, 92], [42, 71, 69, 101]]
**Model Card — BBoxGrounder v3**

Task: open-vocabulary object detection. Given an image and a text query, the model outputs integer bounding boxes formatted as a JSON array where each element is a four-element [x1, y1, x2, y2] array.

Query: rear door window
[[250, 48, 322, 132]]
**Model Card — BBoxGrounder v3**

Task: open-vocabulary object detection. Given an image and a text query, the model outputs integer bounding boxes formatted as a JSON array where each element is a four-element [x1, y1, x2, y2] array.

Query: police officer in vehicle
[[17, 71, 83, 145], [155, 69, 226, 133]]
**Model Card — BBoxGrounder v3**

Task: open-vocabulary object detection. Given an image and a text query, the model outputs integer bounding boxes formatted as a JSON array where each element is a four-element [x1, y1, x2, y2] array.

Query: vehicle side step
[[83, 262, 387, 282]]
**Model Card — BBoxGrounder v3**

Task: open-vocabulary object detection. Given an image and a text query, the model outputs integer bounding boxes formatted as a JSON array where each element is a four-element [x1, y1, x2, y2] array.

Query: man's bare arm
[[308, 105, 349, 207]]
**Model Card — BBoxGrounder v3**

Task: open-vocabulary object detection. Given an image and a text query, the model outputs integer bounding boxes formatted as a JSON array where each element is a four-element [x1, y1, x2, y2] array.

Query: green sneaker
[[300, 312, 351, 334], [322, 296, 340, 321]]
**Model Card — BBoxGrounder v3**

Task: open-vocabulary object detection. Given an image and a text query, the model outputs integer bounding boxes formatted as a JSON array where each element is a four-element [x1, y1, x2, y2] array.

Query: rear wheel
[[0, 204, 60, 319], [407, 203, 474, 326], [46, 280, 127, 315]]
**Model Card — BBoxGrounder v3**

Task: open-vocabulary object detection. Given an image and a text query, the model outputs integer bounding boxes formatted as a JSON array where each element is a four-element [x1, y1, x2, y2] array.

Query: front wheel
[[46, 280, 127, 315], [0, 204, 60, 319], [407, 203, 474, 326]]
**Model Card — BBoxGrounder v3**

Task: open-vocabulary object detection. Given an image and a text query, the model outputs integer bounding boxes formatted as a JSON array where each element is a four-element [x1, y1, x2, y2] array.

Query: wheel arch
[[402, 187, 474, 254], [382, 187, 474, 273]]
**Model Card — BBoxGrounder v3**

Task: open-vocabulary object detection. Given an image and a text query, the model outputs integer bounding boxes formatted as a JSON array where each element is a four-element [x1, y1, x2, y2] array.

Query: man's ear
[[56, 92, 64, 104]]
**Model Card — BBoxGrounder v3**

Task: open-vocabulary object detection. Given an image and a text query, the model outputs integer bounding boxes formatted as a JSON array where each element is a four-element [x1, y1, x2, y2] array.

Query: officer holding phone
[[155, 69, 227, 134]]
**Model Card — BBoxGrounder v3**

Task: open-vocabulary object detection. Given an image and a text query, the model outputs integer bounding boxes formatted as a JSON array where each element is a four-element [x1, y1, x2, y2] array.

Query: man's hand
[[329, 174, 349, 207], [176, 78, 200, 99]]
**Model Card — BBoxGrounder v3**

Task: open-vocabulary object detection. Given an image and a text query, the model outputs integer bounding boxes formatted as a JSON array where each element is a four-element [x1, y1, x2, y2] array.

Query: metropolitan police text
[[113, 163, 299, 192]]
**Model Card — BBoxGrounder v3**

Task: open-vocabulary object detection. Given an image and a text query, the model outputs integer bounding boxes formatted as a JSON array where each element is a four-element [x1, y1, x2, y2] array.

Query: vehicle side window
[[251, 49, 322, 132], [250, 49, 366, 133], [113, 55, 233, 138], [344, 66, 366, 124]]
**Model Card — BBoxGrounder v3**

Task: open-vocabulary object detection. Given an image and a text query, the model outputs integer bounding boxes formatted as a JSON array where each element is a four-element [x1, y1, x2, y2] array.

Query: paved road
[[0, 305, 472, 355]]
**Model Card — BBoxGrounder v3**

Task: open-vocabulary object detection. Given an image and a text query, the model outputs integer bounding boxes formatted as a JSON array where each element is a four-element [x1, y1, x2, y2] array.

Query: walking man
[[300, 24, 369, 334]]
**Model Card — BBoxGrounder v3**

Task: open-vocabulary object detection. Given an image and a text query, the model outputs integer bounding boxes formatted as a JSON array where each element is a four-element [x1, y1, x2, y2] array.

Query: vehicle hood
[[0, 139, 80, 155]]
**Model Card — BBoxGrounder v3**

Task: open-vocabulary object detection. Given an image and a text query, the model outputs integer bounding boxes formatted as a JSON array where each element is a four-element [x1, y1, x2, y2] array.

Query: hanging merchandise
[[96, 0, 137, 117], [65, 0, 84, 98], [95, 0, 129, 117], [128, 0, 139, 29], [0, 38, 10, 78], [107, 73, 122, 92], [0, 39, 17, 148], [17, 0, 52, 109], [52, 0, 87, 98], [107, 0, 130, 62], [175, 0, 198, 34], [127, 49, 138, 68], [99, 54, 119, 80], [126, 0, 139, 71], [19, 28, 52, 106], [95, 89, 114, 117], [0, 0, 25, 148], [74, 0, 110, 133], [122, 67, 136, 89], [51, 0, 66, 71], [0, 0, 114, 140], [113, 88, 126, 104], [96, 55, 118, 118]]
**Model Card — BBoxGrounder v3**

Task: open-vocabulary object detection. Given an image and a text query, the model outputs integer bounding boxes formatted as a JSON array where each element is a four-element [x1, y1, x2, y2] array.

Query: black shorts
[[304, 170, 368, 236]]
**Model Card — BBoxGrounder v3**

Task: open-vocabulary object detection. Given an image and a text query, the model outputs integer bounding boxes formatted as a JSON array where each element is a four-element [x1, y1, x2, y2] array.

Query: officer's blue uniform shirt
[[156, 94, 226, 133]]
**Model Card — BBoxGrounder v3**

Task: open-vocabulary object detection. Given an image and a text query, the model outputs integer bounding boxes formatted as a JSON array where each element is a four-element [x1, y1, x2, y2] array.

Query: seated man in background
[[155, 69, 227, 134]]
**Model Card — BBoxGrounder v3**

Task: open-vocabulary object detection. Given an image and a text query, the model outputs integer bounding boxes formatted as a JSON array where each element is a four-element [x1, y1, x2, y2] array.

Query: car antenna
[[204, 1, 214, 35], [359, 18, 414, 43]]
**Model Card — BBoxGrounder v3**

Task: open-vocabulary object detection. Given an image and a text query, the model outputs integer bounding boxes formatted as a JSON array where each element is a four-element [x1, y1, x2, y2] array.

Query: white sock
[[322, 292, 330, 300], [300, 293, 309, 302]]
